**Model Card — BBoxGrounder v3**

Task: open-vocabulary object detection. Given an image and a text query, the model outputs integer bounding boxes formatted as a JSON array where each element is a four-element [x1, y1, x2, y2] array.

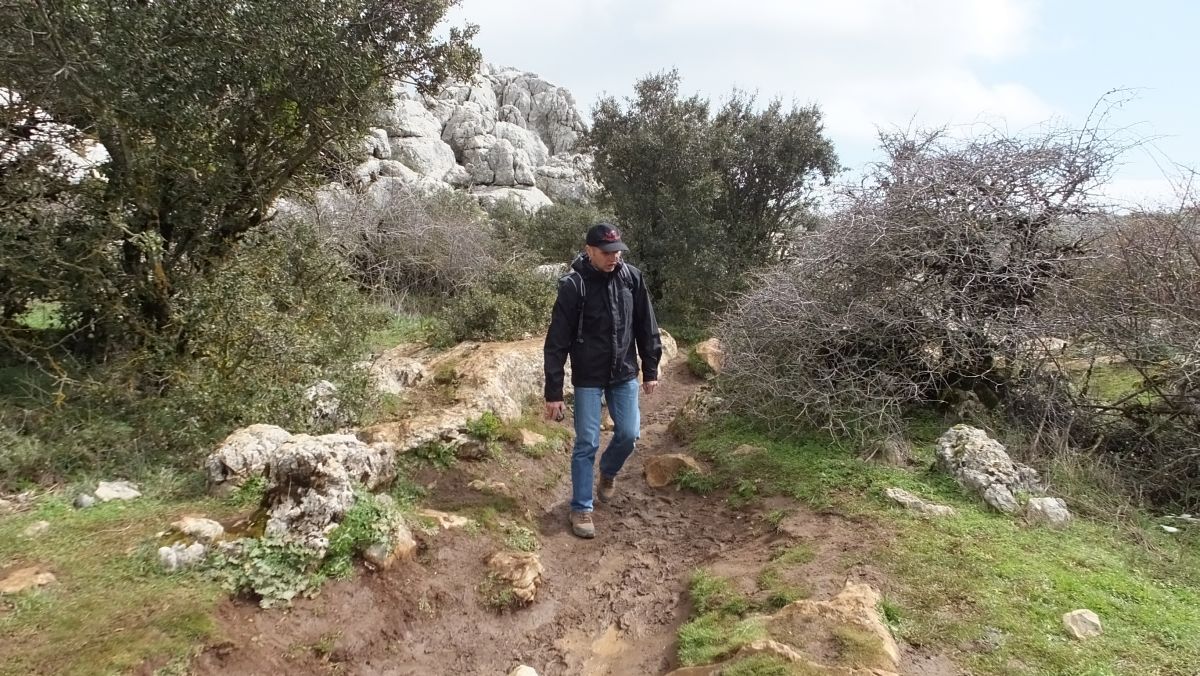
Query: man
[[544, 223, 662, 539]]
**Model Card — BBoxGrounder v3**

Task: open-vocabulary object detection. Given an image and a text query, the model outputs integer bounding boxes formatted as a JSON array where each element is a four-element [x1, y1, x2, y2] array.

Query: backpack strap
[[566, 270, 585, 344]]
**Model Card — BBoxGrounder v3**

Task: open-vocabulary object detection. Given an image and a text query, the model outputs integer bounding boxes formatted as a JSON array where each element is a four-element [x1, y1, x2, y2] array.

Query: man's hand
[[545, 401, 566, 422], [642, 380, 658, 395]]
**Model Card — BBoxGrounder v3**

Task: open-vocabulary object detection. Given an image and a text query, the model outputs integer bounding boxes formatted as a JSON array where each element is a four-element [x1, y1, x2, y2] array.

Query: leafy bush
[[492, 202, 614, 265], [208, 537, 324, 609], [323, 490, 400, 578], [435, 267, 555, 344]]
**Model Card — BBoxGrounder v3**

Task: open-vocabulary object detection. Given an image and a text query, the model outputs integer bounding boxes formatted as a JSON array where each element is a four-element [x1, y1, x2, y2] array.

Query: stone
[[263, 434, 397, 555], [367, 128, 391, 159], [377, 159, 419, 180], [158, 542, 208, 573], [0, 567, 57, 594], [378, 98, 443, 138], [659, 328, 680, 364], [733, 444, 764, 457], [534, 154, 598, 204], [668, 387, 723, 441], [487, 551, 544, 603], [1062, 609, 1102, 639], [768, 581, 901, 673], [693, 338, 724, 373], [518, 429, 547, 450], [508, 667, 539, 676], [73, 494, 96, 509], [471, 186, 553, 215], [883, 487, 956, 517], [171, 516, 225, 543], [363, 521, 418, 570], [416, 509, 474, 530], [95, 480, 141, 502], [1160, 524, 1182, 534], [493, 121, 549, 167], [1025, 497, 1072, 529], [0, 498, 14, 513], [468, 479, 508, 493], [860, 435, 914, 467], [303, 379, 345, 428], [21, 520, 50, 538], [390, 136, 457, 179], [370, 344, 430, 394], [643, 454, 705, 488], [205, 424, 293, 488], [935, 425, 1041, 514]]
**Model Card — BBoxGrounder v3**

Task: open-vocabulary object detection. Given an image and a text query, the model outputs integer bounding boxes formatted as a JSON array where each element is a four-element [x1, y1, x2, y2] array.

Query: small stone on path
[[643, 454, 704, 488], [158, 542, 208, 572], [73, 494, 97, 509]]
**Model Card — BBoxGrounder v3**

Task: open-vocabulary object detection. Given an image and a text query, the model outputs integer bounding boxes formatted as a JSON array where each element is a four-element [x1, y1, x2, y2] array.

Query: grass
[[0, 488, 242, 676], [690, 416, 1200, 675], [366, 312, 432, 354]]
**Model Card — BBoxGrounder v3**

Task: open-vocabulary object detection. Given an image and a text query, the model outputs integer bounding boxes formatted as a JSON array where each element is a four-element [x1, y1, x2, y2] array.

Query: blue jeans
[[570, 378, 640, 512]]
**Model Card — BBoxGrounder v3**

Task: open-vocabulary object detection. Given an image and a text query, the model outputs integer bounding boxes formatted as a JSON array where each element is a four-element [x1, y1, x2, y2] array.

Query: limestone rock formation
[[205, 424, 293, 489], [935, 425, 1042, 513]]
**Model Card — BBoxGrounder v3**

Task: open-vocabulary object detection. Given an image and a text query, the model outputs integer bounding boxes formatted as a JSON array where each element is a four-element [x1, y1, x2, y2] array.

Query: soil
[[189, 360, 962, 676]]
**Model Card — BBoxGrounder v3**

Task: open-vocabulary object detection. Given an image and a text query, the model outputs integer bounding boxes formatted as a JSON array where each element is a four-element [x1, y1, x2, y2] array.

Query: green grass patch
[[366, 312, 433, 354], [692, 416, 1200, 675], [678, 612, 768, 666], [0, 488, 241, 676]]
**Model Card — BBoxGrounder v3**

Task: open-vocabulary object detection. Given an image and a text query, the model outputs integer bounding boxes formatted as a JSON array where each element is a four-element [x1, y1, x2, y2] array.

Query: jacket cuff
[[642, 370, 658, 383]]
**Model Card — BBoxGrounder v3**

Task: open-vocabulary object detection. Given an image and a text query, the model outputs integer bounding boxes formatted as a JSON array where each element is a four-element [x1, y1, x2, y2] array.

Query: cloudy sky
[[445, 0, 1197, 210]]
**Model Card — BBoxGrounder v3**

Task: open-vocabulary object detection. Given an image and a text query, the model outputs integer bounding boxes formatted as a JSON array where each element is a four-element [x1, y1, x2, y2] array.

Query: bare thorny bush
[[290, 182, 502, 308], [718, 118, 1200, 507]]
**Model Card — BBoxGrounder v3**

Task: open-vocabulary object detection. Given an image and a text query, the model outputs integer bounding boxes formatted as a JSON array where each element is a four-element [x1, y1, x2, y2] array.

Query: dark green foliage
[[492, 202, 617, 266], [435, 267, 555, 344], [587, 70, 837, 323], [0, 0, 477, 356]]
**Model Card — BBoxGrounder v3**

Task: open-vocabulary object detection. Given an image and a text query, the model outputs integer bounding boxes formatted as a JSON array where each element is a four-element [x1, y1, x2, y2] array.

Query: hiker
[[544, 223, 663, 539]]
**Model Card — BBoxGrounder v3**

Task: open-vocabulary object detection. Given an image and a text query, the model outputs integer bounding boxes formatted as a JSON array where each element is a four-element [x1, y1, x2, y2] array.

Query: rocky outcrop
[[935, 425, 1043, 514], [263, 434, 396, 555], [205, 424, 293, 489], [350, 63, 597, 215], [666, 582, 900, 676]]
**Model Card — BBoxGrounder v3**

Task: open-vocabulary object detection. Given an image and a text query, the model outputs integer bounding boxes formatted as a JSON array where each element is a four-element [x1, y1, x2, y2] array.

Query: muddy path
[[191, 361, 892, 676]]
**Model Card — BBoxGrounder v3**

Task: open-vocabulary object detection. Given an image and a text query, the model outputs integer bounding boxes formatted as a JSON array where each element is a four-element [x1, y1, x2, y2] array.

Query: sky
[[444, 0, 1198, 210]]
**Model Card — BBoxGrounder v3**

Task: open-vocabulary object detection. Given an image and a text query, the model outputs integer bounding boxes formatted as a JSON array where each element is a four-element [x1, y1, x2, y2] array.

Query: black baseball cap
[[585, 223, 629, 252]]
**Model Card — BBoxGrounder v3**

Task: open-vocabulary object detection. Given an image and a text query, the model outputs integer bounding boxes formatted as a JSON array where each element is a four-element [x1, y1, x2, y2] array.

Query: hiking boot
[[597, 474, 616, 503], [570, 510, 595, 539]]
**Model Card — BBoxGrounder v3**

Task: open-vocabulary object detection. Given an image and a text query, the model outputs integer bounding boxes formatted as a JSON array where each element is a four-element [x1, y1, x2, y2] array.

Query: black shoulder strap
[[568, 271, 585, 344]]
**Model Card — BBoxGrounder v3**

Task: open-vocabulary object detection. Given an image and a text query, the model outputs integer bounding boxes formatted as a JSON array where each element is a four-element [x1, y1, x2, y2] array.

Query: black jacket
[[543, 253, 662, 402]]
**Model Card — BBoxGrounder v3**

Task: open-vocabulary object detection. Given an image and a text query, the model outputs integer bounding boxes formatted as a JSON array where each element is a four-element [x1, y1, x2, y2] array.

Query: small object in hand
[[555, 408, 566, 422]]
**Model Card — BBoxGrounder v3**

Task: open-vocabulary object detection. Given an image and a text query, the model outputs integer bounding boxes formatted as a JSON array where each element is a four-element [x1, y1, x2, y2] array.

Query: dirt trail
[[191, 361, 894, 676]]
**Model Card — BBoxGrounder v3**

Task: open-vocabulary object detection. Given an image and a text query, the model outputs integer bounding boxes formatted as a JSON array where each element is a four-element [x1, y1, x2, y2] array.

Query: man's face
[[586, 245, 622, 273]]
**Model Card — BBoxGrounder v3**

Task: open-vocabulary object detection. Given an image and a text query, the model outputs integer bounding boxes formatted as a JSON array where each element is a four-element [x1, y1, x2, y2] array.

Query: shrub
[[493, 202, 614, 265], [716, 126, 1114, 440], [435, 267, 555, 343]]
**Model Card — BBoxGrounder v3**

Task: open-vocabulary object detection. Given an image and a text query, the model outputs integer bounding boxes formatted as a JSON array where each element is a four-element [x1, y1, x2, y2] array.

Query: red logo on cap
[[603, 229, 621, 242]]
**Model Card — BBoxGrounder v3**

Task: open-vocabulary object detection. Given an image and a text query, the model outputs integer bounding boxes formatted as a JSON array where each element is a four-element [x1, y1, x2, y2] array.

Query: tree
[[0, 0, 478, 355], [586, 70, 837, 323]]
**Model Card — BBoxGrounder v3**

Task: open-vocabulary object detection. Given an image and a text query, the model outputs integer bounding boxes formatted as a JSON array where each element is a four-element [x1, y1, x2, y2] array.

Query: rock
[[1062, 609, 1102, 639], [416, 509, 475, 530], [493, 121, 549, 167], [643, 454, 705, 488], [659, 328, 679, 365], [390, 136, 458, 179], [263, 434, 397, 555], [468, 479, 508, 493], [733, 444, 764, 457], [303, 379, 345, 428], [935, 425, 1042, 513], [205, 424, 293, 488], [21, 520, 50, 538], [366, 128, 391, 159], [693, 338, 724, 373], [1025, 497, 1072, 529], [518, 429, 547, 451], [768, 581, 901, 673], [534, 153, 598, 204], [360, 338, 566, 454], [0, 567, 57, 594], [171, 517, 225, 543], [95, 480, 141, 502], [370, 344, 430, 394], [487, 551, 544, 603], [363, 521, 418, 570], [441, 103, 497, 155], [377, 159, 419, 180], [73, 494, 96, 509], [471, 186, 553, 215], [883, 488, 956, 517], [1160, 524, 1181, 534], [158, 542, 208, 573], [860, 435, 914, 466], [668, 387, 723, 441], [0, 498, 13, 513], [378, 98, 443, 138], [508, 666, 539, 676]]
